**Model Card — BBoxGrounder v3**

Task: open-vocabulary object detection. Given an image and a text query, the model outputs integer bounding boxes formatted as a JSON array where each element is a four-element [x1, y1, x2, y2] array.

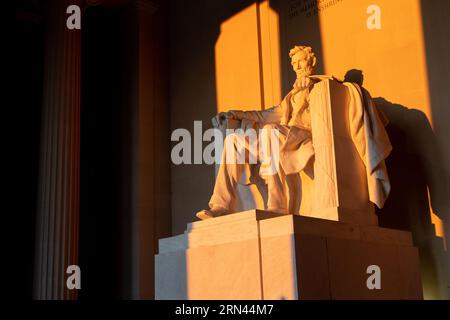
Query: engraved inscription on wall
[[288, 0, 344, 19]]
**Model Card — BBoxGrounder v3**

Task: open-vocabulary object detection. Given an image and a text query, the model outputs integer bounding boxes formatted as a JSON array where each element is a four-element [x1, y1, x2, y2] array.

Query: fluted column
[[34, 0, 81, 300]]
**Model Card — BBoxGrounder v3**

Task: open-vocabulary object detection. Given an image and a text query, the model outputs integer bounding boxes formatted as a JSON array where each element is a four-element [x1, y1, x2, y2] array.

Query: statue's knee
[[262, 123, 277, 131]]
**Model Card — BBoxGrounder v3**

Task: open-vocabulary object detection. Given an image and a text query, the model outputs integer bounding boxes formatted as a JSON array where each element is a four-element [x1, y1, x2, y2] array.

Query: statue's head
[[289, 46, 316, 78]]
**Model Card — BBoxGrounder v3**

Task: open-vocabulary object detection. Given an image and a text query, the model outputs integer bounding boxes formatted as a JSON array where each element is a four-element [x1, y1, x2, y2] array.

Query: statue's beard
[[296, 67, 313, 78]]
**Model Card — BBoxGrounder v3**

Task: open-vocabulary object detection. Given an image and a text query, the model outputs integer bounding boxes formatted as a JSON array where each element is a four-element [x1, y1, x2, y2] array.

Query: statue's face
[[291, 51, 310, 77]]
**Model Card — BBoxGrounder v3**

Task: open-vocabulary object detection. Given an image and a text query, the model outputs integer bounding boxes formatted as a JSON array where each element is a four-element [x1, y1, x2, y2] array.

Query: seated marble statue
[[196, 45, 325, 220], [196, 45, 391, 220]]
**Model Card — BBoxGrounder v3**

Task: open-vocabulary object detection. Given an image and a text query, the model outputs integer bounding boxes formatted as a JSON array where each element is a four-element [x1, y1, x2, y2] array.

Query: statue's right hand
[[212, 111, 236, 127]]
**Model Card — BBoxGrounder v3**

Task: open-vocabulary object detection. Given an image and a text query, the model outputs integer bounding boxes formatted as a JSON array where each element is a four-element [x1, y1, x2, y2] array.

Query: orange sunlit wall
[[315, 0, 445, 246], [215, 1, 281, 113], [319, 0, 431, 116]]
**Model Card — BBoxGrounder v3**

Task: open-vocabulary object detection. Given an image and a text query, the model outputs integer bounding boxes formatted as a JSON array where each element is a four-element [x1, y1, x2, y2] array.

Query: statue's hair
[[289, 46, 317, 68]]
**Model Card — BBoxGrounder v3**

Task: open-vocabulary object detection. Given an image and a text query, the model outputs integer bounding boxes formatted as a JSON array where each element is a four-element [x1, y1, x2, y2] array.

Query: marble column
[[34, 0, 82, 300], [130, 0, 171, 299]]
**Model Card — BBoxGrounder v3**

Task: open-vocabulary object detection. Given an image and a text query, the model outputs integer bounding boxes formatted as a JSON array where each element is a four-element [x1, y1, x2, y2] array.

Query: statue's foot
[[267, 208, 290, 215], [196, 205, 230, 220]]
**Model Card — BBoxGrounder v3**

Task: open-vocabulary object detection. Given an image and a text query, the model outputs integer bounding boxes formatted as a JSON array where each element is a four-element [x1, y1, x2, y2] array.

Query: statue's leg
[[266, 167, 289, 214], [197, 133, 249, 219], [261, 123, 289, 214]]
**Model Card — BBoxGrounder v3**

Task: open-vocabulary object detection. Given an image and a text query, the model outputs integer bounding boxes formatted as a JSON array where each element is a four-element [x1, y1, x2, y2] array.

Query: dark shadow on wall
[[170, 0, 270, 234], [420, 0, 450, 299], [343, 68, 449, 298], [374, 97, 449, 299], [80, 4, 133, 299], [81, 0, 171, 299], [344, 69, 364, 86], [13, 0, 46, 299]]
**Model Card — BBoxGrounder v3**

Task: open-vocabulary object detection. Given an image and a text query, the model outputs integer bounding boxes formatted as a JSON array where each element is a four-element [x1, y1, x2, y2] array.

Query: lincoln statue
[[196, 45, 327, 220]]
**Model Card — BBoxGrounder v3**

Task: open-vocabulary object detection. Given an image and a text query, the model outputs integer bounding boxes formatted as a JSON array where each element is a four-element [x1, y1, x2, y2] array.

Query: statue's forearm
[[231, 106, 282, 124]]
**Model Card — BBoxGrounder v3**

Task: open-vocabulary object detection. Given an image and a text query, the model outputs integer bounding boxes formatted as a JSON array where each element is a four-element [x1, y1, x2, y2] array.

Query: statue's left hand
[[294, 76, 312, 90]]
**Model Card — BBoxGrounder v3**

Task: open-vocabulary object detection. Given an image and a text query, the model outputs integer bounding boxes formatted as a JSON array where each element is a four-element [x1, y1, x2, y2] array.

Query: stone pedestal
[[155, 210, 423, 299]]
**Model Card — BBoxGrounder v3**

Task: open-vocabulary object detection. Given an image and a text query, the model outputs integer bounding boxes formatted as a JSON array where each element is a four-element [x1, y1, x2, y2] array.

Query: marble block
[[155, 210, 422, 300]]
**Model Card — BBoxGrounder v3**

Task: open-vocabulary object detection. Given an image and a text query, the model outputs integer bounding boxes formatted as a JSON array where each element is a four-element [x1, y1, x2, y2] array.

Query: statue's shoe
[[195, 206, 230, 220]]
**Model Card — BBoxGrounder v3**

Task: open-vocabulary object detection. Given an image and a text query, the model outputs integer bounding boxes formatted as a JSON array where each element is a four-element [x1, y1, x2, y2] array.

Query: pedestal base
[[155, 210, 423, 299]]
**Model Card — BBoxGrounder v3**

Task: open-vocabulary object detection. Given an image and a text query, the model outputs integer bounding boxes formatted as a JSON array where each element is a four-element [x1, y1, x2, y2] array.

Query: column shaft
[[34, 0, 81, 300]]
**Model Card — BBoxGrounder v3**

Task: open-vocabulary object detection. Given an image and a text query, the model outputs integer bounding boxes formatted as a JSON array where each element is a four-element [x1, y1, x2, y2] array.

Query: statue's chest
[[290, 90, 309, 111]]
